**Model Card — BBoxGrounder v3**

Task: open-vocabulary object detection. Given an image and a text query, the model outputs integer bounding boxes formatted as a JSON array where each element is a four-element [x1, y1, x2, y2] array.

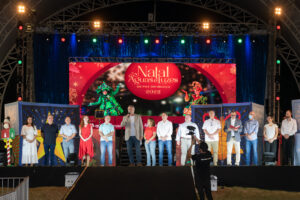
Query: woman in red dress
[[78, 115, 94, 166]]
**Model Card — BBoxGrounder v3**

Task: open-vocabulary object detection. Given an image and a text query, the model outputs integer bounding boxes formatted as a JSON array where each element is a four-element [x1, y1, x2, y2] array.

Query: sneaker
[[128, 163, 135, 167], [136, 163, 143, 167]]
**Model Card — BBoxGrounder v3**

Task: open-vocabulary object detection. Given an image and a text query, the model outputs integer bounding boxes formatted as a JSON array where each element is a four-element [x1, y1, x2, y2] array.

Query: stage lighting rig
[[93, 20, 101, 29], [17, 4, 26, 14], [203, 22, 210, 30], [275, 7, 282, 16]]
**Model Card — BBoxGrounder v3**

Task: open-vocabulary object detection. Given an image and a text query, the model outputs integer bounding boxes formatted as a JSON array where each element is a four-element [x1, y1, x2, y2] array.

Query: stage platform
[[0, 166, 299, 196]]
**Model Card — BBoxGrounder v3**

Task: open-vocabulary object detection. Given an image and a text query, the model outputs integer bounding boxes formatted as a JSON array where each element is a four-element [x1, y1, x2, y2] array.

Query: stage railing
[[0, 177, 29, 200]]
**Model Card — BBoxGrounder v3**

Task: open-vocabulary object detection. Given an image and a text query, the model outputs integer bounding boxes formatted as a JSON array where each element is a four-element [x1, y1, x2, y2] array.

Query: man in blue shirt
[[244, 111, 259, 165], [41, 115, 58, 166], [59, 117, 77, 164], [99, 115, 115, 166]]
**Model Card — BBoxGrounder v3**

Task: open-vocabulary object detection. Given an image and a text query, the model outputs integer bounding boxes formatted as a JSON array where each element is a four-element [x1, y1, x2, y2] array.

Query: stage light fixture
[[61, 37, 66, 42], [237, 38, 243, 44], [203, 22, 210, 30], [93, 20, 101, 29], [92, 38, 97, 43], [180, 39, 185, 44], [276, 25, 281, 30], [18, 25, 23, 30], [17, 97, 22, 101], [17, 4, 26, 14], [275, 7, 282, 16], [206, 39, 211, 44], [155, 39, 160, 44], [118, 38, 123, 44], [18, 60, 22, 65], [276, 96, 280, 101], [276, 59, 281, 64], [144, 39, 149, 44]]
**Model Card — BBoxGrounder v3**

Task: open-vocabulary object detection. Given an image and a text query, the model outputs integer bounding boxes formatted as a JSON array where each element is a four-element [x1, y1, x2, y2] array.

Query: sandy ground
[[28, 186, 300, 200]]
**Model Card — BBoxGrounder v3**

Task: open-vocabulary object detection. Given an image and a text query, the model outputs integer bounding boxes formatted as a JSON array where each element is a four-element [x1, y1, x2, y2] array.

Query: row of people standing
[[21, 114, 116, 166], [121, 105, 173, 166], [20, 107, 297, 166], [198, 109, 297, 166]]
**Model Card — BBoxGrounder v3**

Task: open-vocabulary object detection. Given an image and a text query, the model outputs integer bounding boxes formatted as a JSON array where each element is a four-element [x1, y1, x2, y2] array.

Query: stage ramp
[[65, 167, 197, 200]]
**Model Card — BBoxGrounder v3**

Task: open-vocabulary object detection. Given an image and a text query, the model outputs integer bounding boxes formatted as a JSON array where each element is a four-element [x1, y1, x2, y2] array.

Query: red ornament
[[125, 63, 182, 100]]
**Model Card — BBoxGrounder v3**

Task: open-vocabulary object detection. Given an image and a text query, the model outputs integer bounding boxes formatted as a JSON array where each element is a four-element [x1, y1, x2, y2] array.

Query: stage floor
[[0, 166, 299, 192]]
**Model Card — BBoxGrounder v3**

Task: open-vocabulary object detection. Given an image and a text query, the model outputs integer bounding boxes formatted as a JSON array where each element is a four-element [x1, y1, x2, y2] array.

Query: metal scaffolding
[[0, 0, 300, 119], [36, 21, 267, 36]]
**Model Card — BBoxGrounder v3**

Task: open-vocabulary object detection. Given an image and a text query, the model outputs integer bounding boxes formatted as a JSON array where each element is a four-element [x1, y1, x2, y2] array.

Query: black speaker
[[67, 153, 78, 166]]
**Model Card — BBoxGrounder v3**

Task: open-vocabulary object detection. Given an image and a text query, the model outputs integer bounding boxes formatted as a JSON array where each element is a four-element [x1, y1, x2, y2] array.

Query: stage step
[[119, 140, 175, 166], [65, 167, 197, 200]]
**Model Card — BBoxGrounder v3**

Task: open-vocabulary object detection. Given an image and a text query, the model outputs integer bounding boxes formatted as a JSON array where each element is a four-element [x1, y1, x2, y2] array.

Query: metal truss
[[0, 45, 19, 119], [277, 36, 300, 92], [69, 57, 235, 63], [36, 21, 267, 36], [259, 0, 300, 55], [42, 0, 265, 25], [1, 0, 300, 119]]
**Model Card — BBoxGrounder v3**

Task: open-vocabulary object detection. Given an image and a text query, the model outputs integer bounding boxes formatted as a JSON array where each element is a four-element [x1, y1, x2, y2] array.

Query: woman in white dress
[[21, 116, 38, 166]]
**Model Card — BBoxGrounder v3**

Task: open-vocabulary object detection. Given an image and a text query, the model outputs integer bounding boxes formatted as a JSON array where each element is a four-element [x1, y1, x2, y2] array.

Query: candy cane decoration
[[4, 139, 12, 166], [6, 140, 10, 165]]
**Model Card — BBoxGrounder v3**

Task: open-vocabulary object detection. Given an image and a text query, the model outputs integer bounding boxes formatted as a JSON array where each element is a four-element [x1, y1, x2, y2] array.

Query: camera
[[187, 125, 196, 135]]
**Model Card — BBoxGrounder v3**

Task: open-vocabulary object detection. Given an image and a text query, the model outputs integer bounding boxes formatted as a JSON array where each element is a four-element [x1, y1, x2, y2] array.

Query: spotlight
[[18, 60, 22, 65], [77, 39, 81, 43], [92, 38, 97, 43], [180, 39, 185, 44], [237, 38, 243, 44], [276, 96, 280, 101], [155, 39, 160, 44], [18, 25, 23, 30], [203, 22, 210, 30], [206, 39, 211, 44], [275, 7, 282, 16], [276, 59, 281, 64], [118, 38, 123, 44], [133, 99, 137, 103], [144, 39, 149, 44], [46, 38, 49, 41], [17, 4, 26, 14], [276, 25, 281, 30], [93, 20, 101, 29], [61, 37, 66, 42], [17, 97, 22, 101]]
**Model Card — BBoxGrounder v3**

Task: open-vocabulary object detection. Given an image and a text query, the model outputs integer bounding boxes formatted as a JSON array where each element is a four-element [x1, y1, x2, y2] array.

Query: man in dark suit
[[224, 110, 243, 166]]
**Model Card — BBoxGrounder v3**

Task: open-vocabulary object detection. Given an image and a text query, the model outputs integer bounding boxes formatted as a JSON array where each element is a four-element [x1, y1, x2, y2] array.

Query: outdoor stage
[[1, 166, 299, 199]]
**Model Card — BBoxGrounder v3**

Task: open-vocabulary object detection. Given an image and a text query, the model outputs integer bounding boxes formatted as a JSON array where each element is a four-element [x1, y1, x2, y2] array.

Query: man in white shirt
[[281, 110, 297, 165], [176, 114, 200, 166], [157, 113, 173, 166], [202, 110, 221, 166], [59, 117, 77, 163]]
